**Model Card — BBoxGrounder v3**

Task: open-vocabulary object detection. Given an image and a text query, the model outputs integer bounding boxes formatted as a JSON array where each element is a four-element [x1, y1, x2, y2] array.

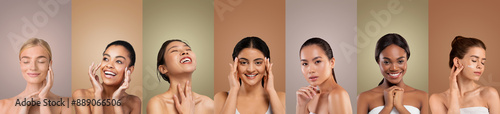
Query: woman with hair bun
[[429, 36, 500, 114]]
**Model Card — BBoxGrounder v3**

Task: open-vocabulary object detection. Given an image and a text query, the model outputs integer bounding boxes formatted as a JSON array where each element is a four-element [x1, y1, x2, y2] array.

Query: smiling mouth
[[388, 72, 401, 79], [245, 74, 257, 77], [104, 71, 116, 78], [180, 57, 192, 64]]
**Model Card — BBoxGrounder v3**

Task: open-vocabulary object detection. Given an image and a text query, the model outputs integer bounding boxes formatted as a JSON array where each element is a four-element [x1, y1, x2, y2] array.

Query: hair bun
[[451, 36, 465, 48]]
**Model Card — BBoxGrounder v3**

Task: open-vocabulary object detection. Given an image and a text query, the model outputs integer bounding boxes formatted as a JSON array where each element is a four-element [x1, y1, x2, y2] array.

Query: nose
[[307, 64, 316, 74], [246, 63, 255, 72], [105, 62, 114, 69], [29, 61, 38, 71], [181, 50, 189, 55], [390, 63, 399, 71], [477, 63, 484, 69]]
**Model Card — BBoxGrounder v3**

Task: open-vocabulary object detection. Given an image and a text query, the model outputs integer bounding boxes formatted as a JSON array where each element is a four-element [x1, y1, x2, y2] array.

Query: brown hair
[[449, 36, 486, 68], [19, 38, 52, 61]]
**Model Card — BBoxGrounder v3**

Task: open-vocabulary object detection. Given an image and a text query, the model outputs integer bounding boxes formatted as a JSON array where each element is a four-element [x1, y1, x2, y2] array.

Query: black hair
[[375, 33, 410, 85], [157, 39, 189, 83], [104, 40, 136, 67], [449, 36, 486, 68], [232, 37, 270, 86], [299, 37, 337, 83]]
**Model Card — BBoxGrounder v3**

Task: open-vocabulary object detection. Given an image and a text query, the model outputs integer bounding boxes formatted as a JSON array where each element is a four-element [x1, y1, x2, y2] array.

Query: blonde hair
[[19, 38, 52, 61]]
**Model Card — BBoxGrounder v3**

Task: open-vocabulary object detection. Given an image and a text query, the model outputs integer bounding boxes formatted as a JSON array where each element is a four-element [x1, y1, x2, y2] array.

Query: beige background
[[285, 0, 357, 113], [429, 1, 500, 96], [142, 0, 214, 114], [71, 0, 143, 111], [0, 0, 72, 98], [214, 0, 286, 95], [357, 0, 429, 94]]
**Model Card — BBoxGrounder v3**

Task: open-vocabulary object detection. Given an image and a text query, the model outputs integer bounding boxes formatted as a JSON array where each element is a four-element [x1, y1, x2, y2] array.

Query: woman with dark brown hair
[[429, 36, 500, 114]]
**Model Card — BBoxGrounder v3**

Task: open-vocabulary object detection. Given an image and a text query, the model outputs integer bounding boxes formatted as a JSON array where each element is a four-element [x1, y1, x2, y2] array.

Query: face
[[20, 46, 51, 84], [161, 41, 197, 76], [100, 45, 133, 86], [457, 47, 486, 81], [378, 44, 407, 84], [237, 48, 266, 86], [300, 45, 334, 86]]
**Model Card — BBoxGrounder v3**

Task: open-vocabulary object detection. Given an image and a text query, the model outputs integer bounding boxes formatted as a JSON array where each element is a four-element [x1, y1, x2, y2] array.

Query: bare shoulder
[[147, 94, 169, 113], [358, 88, 379, 101], [196, 93, 214, 106], [72, 88, 93, 99], [429, 91, 445, 102], [328, 86, 349, 99], [126, 94, 142, 107], [214, 91, 229, 102], [480, 86, 499, 99]]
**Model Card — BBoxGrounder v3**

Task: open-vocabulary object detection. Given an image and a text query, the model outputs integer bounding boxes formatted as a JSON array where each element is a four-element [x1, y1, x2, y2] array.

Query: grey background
[[286, 0, 357, 113], [0, 0, 72, 98]]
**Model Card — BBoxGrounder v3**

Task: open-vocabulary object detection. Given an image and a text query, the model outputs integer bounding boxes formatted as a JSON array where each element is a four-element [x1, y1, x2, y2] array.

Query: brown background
[[214, 0, 286, 94], [429, 1, 500, 95], [71, 0, 143, 111]]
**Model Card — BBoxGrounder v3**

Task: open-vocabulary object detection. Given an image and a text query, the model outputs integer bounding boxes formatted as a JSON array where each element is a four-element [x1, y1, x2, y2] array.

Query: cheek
[[237, 65, 245, 74], [256, 65, 266, 74]]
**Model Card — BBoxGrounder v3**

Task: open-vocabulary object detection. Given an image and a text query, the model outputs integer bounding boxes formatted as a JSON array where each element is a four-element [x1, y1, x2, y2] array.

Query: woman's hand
[[449, 63, 463, 94], [263, 57, 275, 92], [173, 81, 195, 114], [228, 57, 240, 91], [89, 62, 103, 98], [296, 85, 317, 114], [39, 65, 54, 99], [383, 86, 397, 109], [112, 67, 131, 114], [19, 92, 40, 114], [447, 61, 463, 114]]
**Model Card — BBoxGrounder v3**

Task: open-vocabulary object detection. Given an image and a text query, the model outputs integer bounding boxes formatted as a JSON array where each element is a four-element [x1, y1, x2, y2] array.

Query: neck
[[318, 76, 337, 93], [102, 83, 120, 98], [21, 81, 46, 97], [381, 79, 406, 89], [457, 74, 478, 95], [167, 73, 193, 96], [239, 80, 265, 97]]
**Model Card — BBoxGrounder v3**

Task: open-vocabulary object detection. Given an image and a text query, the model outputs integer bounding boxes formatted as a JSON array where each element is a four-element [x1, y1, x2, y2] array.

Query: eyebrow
[[239, 58, 249, 61], [21, 56, 48, 59], [103, 54, 127, 60], [301, 56, 322, 62], [470, 55, 486, 60], [383, 56, 406, 60], [167, 45, 189, 52]]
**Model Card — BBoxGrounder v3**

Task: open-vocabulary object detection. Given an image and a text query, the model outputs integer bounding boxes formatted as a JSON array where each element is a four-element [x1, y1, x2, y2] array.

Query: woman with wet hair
[[214, 37, 286, 114], [73, 40, 141, 114], [296, 37, 352, 114], [0, 38, 70, 114], [147, 39, 214, 114], [429, 36, 500, 114], [357, 33, 428, 114]]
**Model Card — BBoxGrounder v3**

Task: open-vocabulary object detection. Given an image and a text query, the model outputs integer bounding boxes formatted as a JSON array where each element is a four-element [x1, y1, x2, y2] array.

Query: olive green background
[[357, 0, 429, 94], [142, 1, 214, 114]]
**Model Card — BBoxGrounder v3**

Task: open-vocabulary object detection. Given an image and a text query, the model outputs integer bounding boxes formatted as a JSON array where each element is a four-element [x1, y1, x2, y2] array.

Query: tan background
[[429, 1, 500, 96], [285, 0, 357, 113], [142, 0, 214, 114], [357, 0, 429, 94], [214, 0, 286, 95], [0, 0, 71, 98], [71, 0, 143, 111]]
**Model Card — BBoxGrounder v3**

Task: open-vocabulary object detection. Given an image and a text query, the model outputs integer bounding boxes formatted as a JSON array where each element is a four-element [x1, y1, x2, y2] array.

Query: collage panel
[[142, 0, 215, 114], [357, 0, 429, 113], [71, 0, 143, 113], [428, 1, 500, 113], [0, 0, 72, 113], [285, 0, 357, 113], [214, 0, 286, 113]]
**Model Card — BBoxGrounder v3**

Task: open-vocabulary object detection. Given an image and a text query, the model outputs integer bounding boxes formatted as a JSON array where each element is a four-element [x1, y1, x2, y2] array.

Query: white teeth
[[104, 71, 116, 76], [245, 74, 256, 77], [389, 73, 400, 77], [181, 58, 191, 63]]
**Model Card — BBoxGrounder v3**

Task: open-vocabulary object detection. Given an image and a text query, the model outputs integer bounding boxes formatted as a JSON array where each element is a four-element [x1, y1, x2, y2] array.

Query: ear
[[128, 66, 135, 73], [330, 57, 335, 69], [453, 57, 460, 67], [158, 65, 168, 75]]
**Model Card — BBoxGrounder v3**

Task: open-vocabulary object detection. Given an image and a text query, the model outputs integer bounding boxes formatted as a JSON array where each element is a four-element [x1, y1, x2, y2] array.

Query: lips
[[388, 72, 401, 79], [309, 76, 319, 81], [27, 73, 40, 77], [180, 57, 192, 64], [104, 70, 116, 79], [245, 73, 257, 79], [474, 71, 482, 76]]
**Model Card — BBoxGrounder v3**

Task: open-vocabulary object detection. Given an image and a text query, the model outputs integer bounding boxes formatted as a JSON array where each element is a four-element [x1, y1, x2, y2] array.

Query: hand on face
[[263, 57, 275, 92], [228, 57, 241, 91], [112, 67, 131, 100], [450, 58, 464, 93], [89, 62, 104, 96], [39, 65, 54, 99]]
